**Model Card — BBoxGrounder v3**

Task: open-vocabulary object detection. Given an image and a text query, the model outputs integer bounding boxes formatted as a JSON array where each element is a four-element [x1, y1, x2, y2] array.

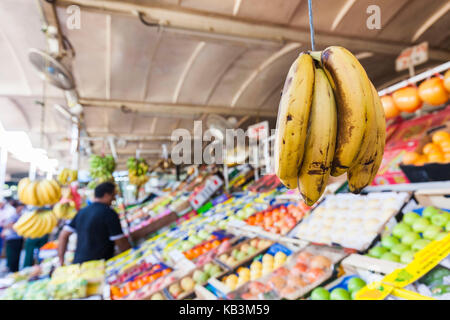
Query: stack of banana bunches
[[275, 46, 386, 206], [13, 178, 62, 239]]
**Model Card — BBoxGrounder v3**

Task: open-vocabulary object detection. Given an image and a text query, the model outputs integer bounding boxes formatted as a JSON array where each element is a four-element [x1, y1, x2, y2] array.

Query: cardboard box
[[414, 189, 450, 208]]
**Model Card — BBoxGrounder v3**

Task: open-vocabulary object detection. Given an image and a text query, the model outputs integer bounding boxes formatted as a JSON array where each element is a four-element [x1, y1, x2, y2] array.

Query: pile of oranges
[[402, 130, 450, 165], [110, 267, 172, 299], [382, 70, 450, 119], [183, 238, 223, 260]]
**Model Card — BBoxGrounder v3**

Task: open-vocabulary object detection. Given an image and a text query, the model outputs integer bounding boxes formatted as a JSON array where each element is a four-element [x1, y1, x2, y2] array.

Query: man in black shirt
[[58, 182, 131, 265]]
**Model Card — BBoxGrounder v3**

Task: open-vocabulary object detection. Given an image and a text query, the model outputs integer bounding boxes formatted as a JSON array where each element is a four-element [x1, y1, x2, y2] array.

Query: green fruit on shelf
[[430, 212, 449, 227], [392, 223, 412, 239], [209, 265, 222, 277], [412, 239, 431, 252], [400, 251, 415, 264], [380, 252, 400, 262], [423, 225, 442, 240], [351, 290, 359, 300], [347, 278, 366, 293], [403, 212, 421, 226], [412, 217, 430, 233], [422, 206, 440, 219], [231, 249, 239, 259], [247, 246, 257, 256], [193, 270, 207, 284], [367, 246, 388, 258], [381, 236, 399, 249], [434, 232, 448, 241], [401, 231, 421, 246], [330, 288, 351, 300], [391, 243, 410, 256], [446, 221, 450, 232], [310, 287, 330, 300], [203, 263, 214, 274], [198, 230, 210, 240]]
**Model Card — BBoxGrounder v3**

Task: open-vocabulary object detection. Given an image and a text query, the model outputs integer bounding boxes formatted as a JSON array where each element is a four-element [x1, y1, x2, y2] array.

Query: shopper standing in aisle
[[22, 235, 49, 268], [0, 198, 16, 260], [1, 201, 24, 272], [57, 182, 131, 265]]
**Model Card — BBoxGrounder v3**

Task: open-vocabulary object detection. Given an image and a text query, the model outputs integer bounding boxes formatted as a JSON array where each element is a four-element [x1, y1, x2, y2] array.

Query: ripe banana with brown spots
[[274, 52, 315, 189], [318, 46, 370, 177], [297, 67, 337, 206]]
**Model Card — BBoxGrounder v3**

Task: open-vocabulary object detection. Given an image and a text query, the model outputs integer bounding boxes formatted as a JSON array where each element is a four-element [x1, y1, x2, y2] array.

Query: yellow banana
[[274, 52, 315, 189], [297, 67, 337, 206], [35, 213, 51, 238], [319, 46, 370, 177], [23, 213, 45, 238], [347, 83, 386, 193], [47, 179, 61, 203], [18, 178, 30, 198], [13, 211, 38, 236], [36, 181, 51, 206], [24, 182, 39, 206]]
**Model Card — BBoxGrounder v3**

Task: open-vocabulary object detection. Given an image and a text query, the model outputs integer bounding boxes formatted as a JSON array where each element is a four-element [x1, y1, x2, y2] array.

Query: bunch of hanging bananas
[[275, 46, 385, 206], [57, 168, 78, 186], [127, 157, 149, 186], [13, 210, 58, 238], [88, 154, 116, 189], [17, 178, 62, 207], [53, 202, 77, 220]]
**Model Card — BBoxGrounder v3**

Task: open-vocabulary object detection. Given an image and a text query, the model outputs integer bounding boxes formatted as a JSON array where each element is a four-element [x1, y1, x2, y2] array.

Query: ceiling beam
[[56, 0, 450, 61], [79, 98, 277, 117], [37, 0, 65, 57]]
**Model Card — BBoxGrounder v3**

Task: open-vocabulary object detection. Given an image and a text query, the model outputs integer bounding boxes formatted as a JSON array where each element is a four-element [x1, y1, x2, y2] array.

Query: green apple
[[203, 263, 215, 274], [218, 220, 227, 229], [193, 270, 207, 283], [381, 236, 399, 249], [401, 231, 421, 246], [431, 213, 449, 227], [236, 251, 246, 261], [400, 251, 415, 264], [310, 287, 330, 300], [330, 288, 351, 300], [231, 249, 240, 259], [403, 212, 421, 226], [347, 278, 366, 293], [391, 243, 410, 256], [422, 206, 440, 219], [392, 223, 412, 239], [412, 239, 431, 251], [351, 290, 359, 300], [181, 241, 193, 252], [423, 225, 442, 240], [247, 246, 257, 256], [412, 217, 430, 233], [198, 230, 210, 240], [368, 246, 388, 258], [434, 232, 448, 241], [209, 265, 222, 277], [381, 252, 400, 262]]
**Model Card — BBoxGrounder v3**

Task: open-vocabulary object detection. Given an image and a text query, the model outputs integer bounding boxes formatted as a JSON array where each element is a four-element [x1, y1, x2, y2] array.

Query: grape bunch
[[127, 157, 149, 186], [88, 154, 116, 189]]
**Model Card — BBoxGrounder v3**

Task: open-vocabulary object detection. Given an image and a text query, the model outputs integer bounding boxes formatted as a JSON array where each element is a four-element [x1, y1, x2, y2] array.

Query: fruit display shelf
[[310, 275, 368, 300], [294, 192, 411, 251], [366, 206, 450, 264], [225, 244, 348, 300]]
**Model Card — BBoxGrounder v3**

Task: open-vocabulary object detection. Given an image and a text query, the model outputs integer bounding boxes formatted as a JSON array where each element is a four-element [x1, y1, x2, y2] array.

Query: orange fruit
[[418, 77, 449, 106], [444, 70, 450, 92], [392, 87, 422, 113], [444, 153, 450, 163], [402, 151, 420, 165], [432, 131, 450, 144], [438, 140, 450, 154], [211, 240, 221, 248], [422, 142, 441, 155], [381, 95, 401, 119], [414, 155, 428, 166], [427, 151, 445, 163]]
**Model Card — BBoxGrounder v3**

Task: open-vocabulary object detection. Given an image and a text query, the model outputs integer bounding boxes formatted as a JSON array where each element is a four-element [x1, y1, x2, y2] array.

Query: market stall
[[0, 0, 449, 302]]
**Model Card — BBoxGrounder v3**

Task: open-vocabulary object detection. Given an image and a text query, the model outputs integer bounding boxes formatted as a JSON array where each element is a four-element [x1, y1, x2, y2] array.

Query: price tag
[[190, 175, 223, 209], [395, 42, 428, 72]]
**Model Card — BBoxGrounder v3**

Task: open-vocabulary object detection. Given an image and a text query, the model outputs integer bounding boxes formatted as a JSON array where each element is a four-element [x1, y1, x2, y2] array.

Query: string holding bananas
[[127, 157, 149, 186], [13, 209, 58, 239], [275, 47, 385, 206], [17, 178, 62, 207], [57, 168, 78, 186]]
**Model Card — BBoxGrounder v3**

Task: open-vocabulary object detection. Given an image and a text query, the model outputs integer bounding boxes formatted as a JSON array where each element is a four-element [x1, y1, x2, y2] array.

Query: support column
[[0, 148, 7, 201]]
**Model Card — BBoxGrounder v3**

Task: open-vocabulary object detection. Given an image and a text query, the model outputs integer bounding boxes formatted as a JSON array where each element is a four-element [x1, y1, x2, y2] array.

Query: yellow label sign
[[382, 233, 450, 288], [355, 281, 394, 300]]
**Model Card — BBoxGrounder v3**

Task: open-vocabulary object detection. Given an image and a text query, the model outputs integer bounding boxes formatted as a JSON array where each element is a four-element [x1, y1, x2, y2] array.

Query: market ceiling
[[0, 0, 449, 172]]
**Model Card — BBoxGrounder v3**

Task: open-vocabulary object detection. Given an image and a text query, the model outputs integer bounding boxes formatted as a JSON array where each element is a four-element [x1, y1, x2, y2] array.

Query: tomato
[[392, 87, 422, 113]]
